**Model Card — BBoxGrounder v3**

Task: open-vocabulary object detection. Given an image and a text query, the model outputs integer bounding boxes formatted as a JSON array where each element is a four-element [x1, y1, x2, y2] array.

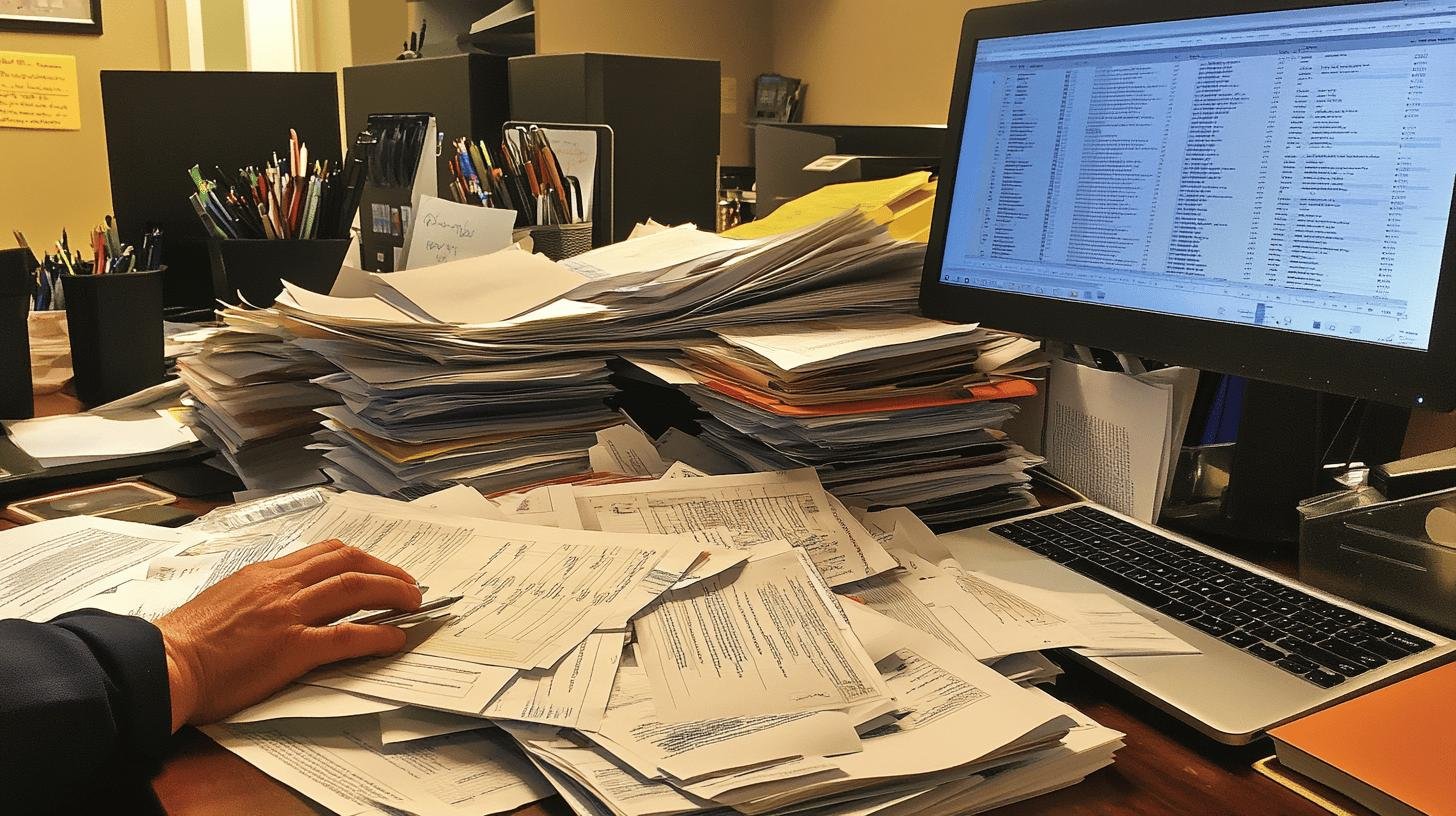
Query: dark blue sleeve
[[0, 610, 172, 813]]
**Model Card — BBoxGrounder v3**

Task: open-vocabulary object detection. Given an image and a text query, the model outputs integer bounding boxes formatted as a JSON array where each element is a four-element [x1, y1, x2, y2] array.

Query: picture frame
[[0, 0, 102, 35]]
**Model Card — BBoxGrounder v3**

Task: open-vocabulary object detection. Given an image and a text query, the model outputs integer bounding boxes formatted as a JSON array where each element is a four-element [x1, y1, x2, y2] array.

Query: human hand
[[156, 539, 421, 730]]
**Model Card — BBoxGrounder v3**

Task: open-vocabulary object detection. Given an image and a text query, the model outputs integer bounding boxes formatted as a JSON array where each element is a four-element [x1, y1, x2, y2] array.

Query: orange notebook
[[1268, 662, 1456, 816], [701, 377, 1038, 418]]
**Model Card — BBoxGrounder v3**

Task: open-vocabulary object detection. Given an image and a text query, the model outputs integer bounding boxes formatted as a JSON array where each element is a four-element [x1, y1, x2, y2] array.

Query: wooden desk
[[9, 397, 1329, 816]]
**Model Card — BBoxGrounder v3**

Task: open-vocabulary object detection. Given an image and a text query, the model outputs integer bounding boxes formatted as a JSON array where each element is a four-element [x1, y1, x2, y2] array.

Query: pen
[[350, 594, 463, 626]]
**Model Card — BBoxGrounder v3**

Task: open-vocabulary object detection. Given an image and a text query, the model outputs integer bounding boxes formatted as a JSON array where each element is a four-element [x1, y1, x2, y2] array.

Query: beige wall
[[771, 0, 1023, 125], [0, 0, 170, 249], [534, 0, 774, 167]]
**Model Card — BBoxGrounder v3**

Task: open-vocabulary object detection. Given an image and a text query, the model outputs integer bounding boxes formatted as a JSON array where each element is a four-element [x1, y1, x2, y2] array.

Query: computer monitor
[[920, 0, 1456, 537], [921, 0, 1456, 411]]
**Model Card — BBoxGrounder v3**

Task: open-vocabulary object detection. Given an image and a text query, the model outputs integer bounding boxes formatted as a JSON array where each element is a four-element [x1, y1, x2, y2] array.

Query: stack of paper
[[0, 472, 1158, 816], [175, 308, 339, 491], [620, 314, 1048, 528], [220, 209, 925, 498]]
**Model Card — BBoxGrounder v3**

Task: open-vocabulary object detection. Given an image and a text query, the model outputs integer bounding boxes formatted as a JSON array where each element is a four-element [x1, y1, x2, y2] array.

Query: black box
[[343, 54, 511, 202], [101, 71, 341, 311], [509, 53, 719, 242], [0, 249, 33, 419], [208, 239, 350, 307], [62, 270, 165, 407], [754, 124, 946, 216]]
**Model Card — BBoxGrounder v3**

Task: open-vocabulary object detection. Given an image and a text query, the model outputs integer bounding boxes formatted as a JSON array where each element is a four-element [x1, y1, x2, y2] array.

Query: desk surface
[[10, 391, 1332, 816]]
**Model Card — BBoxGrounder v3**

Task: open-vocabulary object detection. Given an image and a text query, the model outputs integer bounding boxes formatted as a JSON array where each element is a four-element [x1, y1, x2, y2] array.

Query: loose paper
[[401, 195, 517, 269]]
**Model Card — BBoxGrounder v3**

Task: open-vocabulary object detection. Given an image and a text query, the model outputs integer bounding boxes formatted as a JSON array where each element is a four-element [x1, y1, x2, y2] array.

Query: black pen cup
[[208, 238, 351, 307], [62, 269, 165, 407], [524, 222, 594, 262], [0, 248, 34, 419]]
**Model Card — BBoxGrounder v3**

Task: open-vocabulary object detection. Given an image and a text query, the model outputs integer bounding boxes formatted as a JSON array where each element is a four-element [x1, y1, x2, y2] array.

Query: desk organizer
[[0, 248, 34, 419], [1299, 486, 1456, 636], [208, 238, 350, 307], [525, 222, 593, 262], [62, 269, 165, 407]]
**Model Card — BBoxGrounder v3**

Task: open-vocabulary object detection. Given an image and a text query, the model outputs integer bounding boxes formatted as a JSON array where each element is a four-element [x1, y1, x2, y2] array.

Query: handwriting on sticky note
[[400, 195, 517, 269], [0, 51, 81, 131]]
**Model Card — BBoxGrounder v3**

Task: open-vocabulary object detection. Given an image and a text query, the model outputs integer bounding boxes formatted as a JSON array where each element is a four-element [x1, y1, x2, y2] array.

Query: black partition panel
[[101, 71, 341, 310]]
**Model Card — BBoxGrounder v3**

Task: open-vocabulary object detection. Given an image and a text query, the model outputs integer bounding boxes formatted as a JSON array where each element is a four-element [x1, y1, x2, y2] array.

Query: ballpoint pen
[[350, 594, 463, 627]]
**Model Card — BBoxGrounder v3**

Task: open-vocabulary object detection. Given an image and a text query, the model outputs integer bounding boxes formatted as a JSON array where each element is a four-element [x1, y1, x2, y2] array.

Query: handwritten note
[[400, 195, 517, 269], [0, 51, 80, 131]]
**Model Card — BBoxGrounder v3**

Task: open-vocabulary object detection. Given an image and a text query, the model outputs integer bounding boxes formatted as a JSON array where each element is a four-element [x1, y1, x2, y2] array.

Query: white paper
[[0, 517, 201, 620], [493, 484, 585, 529], [632, 546, 891, 722], [408, 484, 505, 521], [713, 314, 982, 373], [293, 493, 701, 670], [483, 631, 624, 730], [2, 411, 197, 466], [1044, 358, 1171, 522], [373, 246, 590, 325], [401, 195, 517, 269], [589, 424, 669, 477], [585, 664, 863, 783], [225, 684, 401, 724], [378, 707, 494, 746], [205, 719, 552, 816], [661, 461, 708, 479], [573, 469, 896, 587]]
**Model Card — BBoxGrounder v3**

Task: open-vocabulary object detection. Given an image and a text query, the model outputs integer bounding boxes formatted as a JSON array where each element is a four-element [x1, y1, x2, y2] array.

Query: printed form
[[632, 546, 891, 722], [573, 469, 896, 586]]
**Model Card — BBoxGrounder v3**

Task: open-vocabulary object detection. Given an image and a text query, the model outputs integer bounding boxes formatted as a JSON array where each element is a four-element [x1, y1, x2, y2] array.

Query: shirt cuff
[[49, 610, 172, 763]]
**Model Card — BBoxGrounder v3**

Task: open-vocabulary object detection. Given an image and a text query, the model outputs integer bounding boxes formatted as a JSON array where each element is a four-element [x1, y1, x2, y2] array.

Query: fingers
[[291, 543, 417, 587], [301, 622, 409, 667], [293, 573, 422, 625], [270, 538, 347, 568]]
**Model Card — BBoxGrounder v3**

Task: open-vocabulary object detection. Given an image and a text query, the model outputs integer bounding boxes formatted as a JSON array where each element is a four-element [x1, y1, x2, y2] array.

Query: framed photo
[[0, 0, 102, 35]]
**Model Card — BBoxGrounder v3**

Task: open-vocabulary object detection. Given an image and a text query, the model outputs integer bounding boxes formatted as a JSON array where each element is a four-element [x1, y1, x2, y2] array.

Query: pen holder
[[0, 248, 34, 419], [208, 238, 351, 307], [524, 222, 593, 262], [62, 269, 165, 408]]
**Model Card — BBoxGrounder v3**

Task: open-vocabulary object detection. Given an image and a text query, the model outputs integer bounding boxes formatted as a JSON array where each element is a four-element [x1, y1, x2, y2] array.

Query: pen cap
[[61, 269, 165, 407], [0, 248, 34, 419], [207, 238, 350, 308]]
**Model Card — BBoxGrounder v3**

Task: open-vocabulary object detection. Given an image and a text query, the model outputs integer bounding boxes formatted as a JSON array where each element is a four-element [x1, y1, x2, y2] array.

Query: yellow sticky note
[[0, 51, 81, 131], [726, 171, 932, 239]]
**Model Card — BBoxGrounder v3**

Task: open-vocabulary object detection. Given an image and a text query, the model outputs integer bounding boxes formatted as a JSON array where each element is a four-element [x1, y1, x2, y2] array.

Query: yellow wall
[[0, 0, 170, 249], [534, 0, 774, 167], [771, 0, 1024, 125]]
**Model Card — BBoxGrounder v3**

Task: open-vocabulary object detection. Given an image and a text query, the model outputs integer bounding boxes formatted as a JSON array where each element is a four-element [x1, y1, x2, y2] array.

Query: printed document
[[0, 517, 201, 620], [205, 719, 552, 816], [483, 631, 625, 730], [632, 546, 891, 721], [293, 494, 701, 669], [573, 469, 896, 586]]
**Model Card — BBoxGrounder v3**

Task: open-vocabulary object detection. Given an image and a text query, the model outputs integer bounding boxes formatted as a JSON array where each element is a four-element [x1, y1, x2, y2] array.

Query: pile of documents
[[0, 469, 1170, 816], [226, 208, 925, 497], [176, 309, 338, 491], [620, 314, 1048, 528]]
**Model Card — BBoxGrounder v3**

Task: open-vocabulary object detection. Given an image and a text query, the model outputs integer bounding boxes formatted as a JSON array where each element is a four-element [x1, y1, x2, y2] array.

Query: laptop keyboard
[[988, 505, 1435, 689]]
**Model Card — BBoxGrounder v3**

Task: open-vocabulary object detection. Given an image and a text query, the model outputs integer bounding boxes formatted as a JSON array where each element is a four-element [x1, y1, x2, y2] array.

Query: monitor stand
[[1162, 380, 1409, 547]]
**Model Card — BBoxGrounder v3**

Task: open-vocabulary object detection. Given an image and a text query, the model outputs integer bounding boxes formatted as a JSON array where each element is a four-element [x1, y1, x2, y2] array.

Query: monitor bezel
[[919, 0, 1456, 410]]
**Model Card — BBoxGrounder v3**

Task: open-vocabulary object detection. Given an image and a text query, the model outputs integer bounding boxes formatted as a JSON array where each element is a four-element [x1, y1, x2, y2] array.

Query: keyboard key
[[1189, 616, 1235, 636], [1244, 622, 1281, 642], [1216, 609, 1253, 627], [1318, 638, 1387, 671], [1161, 602, 1201, 621], [1384, 632, 1434, 655], [1348, 635, 1410, 661], [1247, 643, 1286, 662], [1275, 637, 1368, 678], [1222, 630, 1258, 648], [1273, 655, 1318, 675], [1303, 668, 1346, 689]]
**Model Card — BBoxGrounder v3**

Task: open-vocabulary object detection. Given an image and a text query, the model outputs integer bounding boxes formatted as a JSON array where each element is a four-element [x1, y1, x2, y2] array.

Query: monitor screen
[[939, 0, 1456, 352]]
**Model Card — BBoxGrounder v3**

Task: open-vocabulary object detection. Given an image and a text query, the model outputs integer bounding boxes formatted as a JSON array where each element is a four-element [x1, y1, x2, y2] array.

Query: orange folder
[[702, 377, 1038, 417], [1268, 662, 1456, 816]]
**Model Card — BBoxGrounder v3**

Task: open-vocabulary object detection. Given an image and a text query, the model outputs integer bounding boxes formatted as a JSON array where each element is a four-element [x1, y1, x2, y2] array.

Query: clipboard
[[505, 121, 614, 249]]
